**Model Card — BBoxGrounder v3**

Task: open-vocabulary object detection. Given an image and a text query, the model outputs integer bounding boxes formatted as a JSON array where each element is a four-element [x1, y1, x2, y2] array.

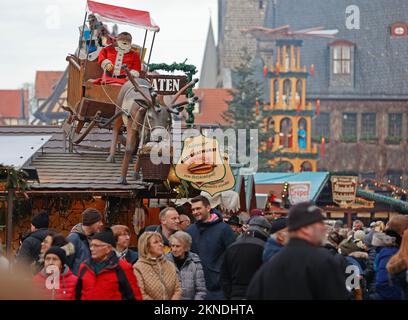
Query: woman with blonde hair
[[133, 232, 181, 300]]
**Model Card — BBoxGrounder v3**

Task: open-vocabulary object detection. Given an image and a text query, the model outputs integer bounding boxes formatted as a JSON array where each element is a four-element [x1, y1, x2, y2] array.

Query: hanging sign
[[175, 135, 236, 195], [331, 176, 358, 208], [191, 153, 236, 196], [146, 75, 188, 95], [288, 182, 311, 205]]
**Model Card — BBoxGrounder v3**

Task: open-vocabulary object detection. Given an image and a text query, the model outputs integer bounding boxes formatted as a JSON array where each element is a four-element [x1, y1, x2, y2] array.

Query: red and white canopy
[[87, 0, 160, 32]]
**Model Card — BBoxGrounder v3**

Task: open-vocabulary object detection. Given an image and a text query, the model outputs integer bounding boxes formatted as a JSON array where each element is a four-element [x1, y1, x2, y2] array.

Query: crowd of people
[[1, 195, 408, 300]]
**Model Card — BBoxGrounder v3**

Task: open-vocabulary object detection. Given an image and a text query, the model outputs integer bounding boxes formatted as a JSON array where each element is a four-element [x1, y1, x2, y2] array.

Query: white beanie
[[354, 230, 366, 242]]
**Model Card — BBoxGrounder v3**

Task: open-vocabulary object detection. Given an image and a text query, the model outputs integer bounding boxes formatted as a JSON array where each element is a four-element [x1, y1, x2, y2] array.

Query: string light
[[359, 178, 408, 200]]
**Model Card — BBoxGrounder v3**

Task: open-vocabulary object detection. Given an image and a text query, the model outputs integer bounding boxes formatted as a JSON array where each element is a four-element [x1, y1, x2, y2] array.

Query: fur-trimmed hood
[[371, 232, 396, 247]]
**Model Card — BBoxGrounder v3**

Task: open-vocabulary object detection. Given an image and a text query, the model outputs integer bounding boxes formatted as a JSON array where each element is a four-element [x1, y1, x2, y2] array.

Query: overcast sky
[[0, 0, 218, 89]]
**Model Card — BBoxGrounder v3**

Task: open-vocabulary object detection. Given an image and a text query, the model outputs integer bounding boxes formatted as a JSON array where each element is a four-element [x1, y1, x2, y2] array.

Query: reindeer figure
[[107, 69, 198, 184]]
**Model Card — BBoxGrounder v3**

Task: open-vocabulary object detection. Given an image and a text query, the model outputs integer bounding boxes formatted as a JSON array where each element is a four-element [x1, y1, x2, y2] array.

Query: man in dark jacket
[[247, 202, 349, 300], [15, 212, 50, 269], [187, 195, 236, 300], [220, 216, 272, 299], [67, 208, 103, 275]]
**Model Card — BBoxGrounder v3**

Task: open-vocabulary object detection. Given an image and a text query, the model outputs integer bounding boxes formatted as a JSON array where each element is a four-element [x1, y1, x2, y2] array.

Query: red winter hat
[[250, 209, 264, 217]]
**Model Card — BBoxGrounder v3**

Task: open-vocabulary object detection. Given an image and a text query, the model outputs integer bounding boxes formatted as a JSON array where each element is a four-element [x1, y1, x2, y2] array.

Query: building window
[[361, 113, 376, 140], [283, 79, 291, 106], [279, 117, 293, 148], [388, 113, 402, 137], [301, 161, 313, 172], [387, 170, 403, 187], [342, 113, 357, 142], [333, 46, 351, 74], [259, 0, 264, 9], [312, 112, 330, 142]]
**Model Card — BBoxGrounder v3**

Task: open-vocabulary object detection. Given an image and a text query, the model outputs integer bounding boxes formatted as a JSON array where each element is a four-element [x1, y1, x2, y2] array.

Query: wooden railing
[[66, 55, 83, 113]]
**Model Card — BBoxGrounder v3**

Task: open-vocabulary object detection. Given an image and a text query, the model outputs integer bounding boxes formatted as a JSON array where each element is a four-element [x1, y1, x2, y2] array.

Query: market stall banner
[[331, 176, 358, 208], [288, 182, 311, 205], [176, 135, 234, 194], [191, 153, 236, 196]]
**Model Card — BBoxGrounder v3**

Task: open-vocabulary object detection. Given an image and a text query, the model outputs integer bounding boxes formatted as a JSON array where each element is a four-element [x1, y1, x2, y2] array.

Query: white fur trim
[[113, 49, 125, 76], [101, 59, 112, 70], [130, 70, 140, 78]]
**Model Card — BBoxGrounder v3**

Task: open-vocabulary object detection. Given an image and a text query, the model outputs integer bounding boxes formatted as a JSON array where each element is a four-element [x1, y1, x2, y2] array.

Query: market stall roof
[[87, 0, 160, 32], [254, 172, 330, 202], [28, 152, 147, 193], [0, 135, 51, 169], [357, 188, 408, 213]]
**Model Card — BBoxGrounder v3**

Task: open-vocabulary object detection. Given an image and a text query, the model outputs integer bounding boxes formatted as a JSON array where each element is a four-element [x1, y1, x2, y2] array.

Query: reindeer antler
[[170, 78, 199, 105]]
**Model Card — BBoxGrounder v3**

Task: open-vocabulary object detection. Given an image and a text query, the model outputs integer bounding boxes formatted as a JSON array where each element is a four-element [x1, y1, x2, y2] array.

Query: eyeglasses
[[90, 243, 109, 248]]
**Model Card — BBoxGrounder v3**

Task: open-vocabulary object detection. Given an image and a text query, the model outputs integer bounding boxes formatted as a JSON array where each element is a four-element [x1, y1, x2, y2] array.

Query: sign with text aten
[[331, 176, 358, 208], [147, 75, 188, 95]]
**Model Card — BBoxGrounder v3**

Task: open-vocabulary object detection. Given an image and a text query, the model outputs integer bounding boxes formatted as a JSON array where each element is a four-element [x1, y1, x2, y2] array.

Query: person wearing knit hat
[[82, 208, 103, 227], [33, 246, 78, 300], [31, 212, 49, 230], [44, 246, 68, 268], [248, 216, 272, 239], [247, 209, 265, 224], [75, 227, 143, 300], [226, 215, 243, 237], [66, 208, 103, 275], [15, 212, 52, 270], [91, 227, 117, 249], [247, 202, 348, 300]]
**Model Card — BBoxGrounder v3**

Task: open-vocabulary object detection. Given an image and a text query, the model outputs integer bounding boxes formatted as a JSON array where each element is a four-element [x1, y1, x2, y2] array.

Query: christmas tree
[[222, 48, 272, 171]]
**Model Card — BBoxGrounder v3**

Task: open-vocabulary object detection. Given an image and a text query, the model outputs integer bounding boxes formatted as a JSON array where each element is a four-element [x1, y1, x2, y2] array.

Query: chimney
[[20, 88, 26, 120]]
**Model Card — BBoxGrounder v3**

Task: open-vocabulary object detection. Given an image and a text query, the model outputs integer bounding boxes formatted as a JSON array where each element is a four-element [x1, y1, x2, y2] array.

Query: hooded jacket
[[16, 228, 51, 266], [66, 223, 91, 275], [166, 252, 207, 300], [33, 265, 78, 300], [133, 256, 182, 300], [186, 209, 236, 292]]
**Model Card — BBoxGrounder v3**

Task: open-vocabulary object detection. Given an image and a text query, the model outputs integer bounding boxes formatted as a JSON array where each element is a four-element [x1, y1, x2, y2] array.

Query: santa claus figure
[[95, 32, 141, 85]]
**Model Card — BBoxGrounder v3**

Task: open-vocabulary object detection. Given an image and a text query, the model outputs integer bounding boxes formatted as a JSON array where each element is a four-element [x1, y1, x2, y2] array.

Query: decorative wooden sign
[[175, 134, 226, 192], [331, 176, 358, 208], [147, 75, 188, 95]]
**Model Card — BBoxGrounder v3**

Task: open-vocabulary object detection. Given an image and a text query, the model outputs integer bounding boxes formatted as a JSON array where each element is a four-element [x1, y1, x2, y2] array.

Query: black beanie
[[45, 246, 67, 266], [287, 202, 325, 232], [31, 212, 49, 229], [82, 208, 102, 226], [92, 227, 116, 247]]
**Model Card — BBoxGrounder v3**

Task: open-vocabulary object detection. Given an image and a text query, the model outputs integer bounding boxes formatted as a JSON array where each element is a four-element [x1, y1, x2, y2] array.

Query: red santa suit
[[94, 45, 141, 85]]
